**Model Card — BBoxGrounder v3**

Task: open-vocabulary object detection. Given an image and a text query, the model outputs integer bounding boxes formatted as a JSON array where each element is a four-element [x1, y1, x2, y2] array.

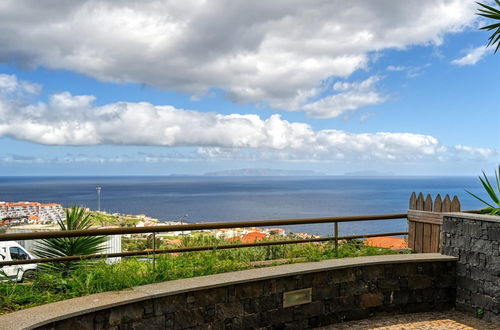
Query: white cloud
[[302, 77, 385, 118], [0, 75, 442, 159], [360, 113, 376, 122], [2, 75, 497, 163], [454, 144, 499, 158], [0, 74, 41, 95], [387, 65, 407, 72], [0, 1, 476, 116], [451, 46, 489, 66]]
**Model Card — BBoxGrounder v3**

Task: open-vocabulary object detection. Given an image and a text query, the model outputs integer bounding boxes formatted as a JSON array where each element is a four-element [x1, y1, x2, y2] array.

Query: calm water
[[0, 176, 485, 236]]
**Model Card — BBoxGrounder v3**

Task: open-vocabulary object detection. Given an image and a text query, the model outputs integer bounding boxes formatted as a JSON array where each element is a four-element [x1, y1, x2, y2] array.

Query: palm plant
[[466, 165, 500, 215], [478, 1, 500, 53], [34, 206, 107, 273]]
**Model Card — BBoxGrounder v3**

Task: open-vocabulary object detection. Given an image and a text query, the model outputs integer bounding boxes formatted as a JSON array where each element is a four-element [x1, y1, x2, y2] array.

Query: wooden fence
[[407, 192, 460, 253]]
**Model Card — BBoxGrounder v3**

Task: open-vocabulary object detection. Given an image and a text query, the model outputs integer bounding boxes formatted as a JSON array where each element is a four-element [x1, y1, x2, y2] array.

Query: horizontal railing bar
[[0, 213, 407, 241], [0, 231, 408, 266]]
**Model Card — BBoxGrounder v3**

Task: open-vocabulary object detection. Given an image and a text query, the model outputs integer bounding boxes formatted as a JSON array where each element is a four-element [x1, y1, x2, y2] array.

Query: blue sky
[[0, 1, 498, 176]]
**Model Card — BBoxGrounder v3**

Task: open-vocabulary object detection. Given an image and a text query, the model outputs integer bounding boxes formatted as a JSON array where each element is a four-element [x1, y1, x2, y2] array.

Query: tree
[[34, 205, 107, 273], [478, 1, 500, 53]]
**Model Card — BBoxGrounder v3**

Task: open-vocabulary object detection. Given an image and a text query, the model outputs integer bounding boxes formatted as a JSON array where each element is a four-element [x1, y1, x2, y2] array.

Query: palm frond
[[477, 1, 500, 53], [33, 205, 107, 273], [467, 166, 500, 215]]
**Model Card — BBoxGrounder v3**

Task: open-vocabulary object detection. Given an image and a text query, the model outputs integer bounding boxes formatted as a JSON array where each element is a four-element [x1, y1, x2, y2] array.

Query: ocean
[[0, 176, 485, 236]]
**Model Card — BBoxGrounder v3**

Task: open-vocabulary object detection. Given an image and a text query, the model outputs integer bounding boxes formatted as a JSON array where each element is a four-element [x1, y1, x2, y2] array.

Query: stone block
[[276, 277, 298, 292], [230, 313, 261, 330], [471, 293, 496, 311], [456, 263, 468, 277], [120, 315, 165, 330], [358, 293, 384, 308], [341, 281, 369, 296], [108, 304, 144, 326], [204, 305, 216, 323], [174, 307, 205, 328], [154, 294, 187, 315], [441, 219, 456, 232], [93, 310, 111, 330], [243, 298, 259, 315], [391, 263, 417, 276], [330, 268, 355, 284], [297, 274, 314, 287], [263, 279, 277, 295], [377, 278, 400, 291], [235, 282, 263, 299], [55, 314, 94, 330], [284, 319, 309, 330], [464, 223, 482, 239], [436, 275, 455, 288], [257, 294, 280, 311], [488, 228, 500, 241], [456, 287, 469, 304], [292, 301, 324, 320], [407, 275, 433, 290], [194, 287, 227, 306], [143, 300, 154, 316], [325, 295, 355, 313], [164, 312, 174, 329], [483, 280, 500, 298], [471, 239, 490, 254], [362, 266, 384, 280], [215, 301, 244, 320], [398, 277, 408, 290], [457, 276, 479, 293], [392, 290, 410, 305], [261, 308, 294, 325], [313, 285, 339, 300]]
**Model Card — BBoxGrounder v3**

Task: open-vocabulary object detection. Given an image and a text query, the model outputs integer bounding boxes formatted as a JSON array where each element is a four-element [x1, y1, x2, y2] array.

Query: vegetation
[[87, 211, 146, 227], [466, 165, 500, 216], [33, 206, 107, 272], [478, 1, 500, 53], [0, 239, 404, 314]]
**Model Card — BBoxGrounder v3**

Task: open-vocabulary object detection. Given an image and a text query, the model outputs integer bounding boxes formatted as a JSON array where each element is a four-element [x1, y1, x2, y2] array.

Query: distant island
[[344, 170, 395, 176], [204, 168, 325, 176]]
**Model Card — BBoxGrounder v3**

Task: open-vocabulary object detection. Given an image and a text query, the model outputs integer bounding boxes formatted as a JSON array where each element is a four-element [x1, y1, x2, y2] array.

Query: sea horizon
[[0, 176, 485, 237]]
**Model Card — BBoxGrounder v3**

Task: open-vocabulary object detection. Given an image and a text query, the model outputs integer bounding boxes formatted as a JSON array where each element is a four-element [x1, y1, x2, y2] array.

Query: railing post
[[334, 222, 339, 256], [152, 232, 156, 272]]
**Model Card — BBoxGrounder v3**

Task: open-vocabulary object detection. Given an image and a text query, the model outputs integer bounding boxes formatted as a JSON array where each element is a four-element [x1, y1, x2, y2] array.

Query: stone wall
[[441, 213, 500, 323], [31, 256, 456, 330]]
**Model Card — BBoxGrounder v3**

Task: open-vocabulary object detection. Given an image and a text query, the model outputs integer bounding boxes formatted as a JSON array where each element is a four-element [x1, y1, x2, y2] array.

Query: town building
[[0, 201, 65, 224]]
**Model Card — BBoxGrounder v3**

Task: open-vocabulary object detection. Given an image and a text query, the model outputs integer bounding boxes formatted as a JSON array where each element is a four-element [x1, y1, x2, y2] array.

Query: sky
[[0, 0, 498, 176]]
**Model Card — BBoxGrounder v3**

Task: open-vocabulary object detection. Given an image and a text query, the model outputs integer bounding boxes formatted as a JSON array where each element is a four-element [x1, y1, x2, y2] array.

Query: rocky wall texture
[[36, 261, 456, 330], [441, 213, 500, 323]]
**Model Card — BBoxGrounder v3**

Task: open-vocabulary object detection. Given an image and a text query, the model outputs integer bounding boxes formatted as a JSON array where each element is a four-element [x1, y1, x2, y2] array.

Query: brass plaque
[[283, 288, 312, 308]]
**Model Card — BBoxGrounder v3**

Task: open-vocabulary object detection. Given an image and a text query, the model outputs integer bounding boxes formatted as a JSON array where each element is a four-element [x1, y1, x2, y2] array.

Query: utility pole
[[96, 186, 101, 211]]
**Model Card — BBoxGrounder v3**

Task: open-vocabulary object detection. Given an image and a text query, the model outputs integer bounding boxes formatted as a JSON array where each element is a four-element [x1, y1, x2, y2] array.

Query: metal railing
[[0, 213, 408, 267]]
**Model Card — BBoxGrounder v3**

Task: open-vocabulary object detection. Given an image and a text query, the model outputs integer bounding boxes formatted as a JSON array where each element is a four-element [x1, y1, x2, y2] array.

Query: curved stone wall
[[0, 254, 457, 330]]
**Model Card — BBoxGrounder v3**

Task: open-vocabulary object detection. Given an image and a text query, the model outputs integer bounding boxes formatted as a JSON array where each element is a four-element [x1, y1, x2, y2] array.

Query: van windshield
[[9, 247, 29, 260]]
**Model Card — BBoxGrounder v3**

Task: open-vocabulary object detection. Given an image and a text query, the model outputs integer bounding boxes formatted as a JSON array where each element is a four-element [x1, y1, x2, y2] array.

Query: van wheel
[[22, 270, 36, 282]]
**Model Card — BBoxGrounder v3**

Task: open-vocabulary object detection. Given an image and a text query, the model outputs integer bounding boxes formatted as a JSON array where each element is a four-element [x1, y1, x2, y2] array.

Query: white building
[[0, 201, 65, 224]]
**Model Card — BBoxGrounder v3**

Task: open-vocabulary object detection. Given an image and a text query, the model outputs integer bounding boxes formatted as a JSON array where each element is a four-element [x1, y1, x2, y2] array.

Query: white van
[[0, 241, 37, 282]]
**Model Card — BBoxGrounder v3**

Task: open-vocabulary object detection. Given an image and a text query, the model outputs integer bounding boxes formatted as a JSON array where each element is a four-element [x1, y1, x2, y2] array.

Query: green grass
[[0, 240, 406, 314]]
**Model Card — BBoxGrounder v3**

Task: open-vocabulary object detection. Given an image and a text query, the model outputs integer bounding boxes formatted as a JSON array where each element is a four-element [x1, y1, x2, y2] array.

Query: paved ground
[[315, 311, 499, 330]]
